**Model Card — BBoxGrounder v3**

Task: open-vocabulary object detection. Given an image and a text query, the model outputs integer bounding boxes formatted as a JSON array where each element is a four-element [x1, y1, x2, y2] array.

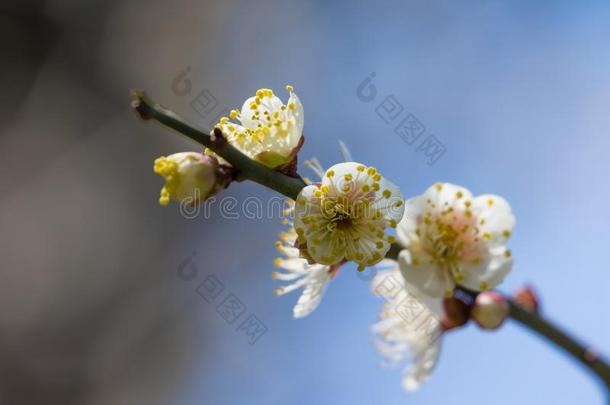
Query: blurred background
[[1, 0, 609, 404]]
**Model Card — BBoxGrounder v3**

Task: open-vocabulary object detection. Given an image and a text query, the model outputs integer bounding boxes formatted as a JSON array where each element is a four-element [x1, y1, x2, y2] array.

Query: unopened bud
[[513, 286, 539, 313], [471, 291, 509, 330], [153, 152, 230, 206], [442, 296, 470, 330]]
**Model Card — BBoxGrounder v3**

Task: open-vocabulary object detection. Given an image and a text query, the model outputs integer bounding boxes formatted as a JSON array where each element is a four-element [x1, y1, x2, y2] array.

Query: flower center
[[322, 198, 369, 234], [432, 221, 463, 263], [418, 210, 482, 271], [335, 216, 353, 230]]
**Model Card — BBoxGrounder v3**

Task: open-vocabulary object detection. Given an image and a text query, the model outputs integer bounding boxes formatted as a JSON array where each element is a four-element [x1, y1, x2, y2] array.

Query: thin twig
[[509, 301, 610, 391], [131, 90, 307, 200]]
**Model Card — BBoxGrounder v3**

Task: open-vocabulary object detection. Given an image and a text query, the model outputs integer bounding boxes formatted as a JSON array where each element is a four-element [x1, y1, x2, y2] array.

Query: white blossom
[[293, 162, 405, 270], [397, 182, 515, 298], [273, 226, 337, 318], [212, 85, 304, 168], [371, 265, 443, 391], [272, 145, 357, 318]]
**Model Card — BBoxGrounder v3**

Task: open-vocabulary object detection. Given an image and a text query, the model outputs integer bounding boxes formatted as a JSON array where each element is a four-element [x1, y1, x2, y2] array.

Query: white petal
[[294, 184, 321, 229], [274, 276, 310, 296], [371, 267, 405, 300], [459, 245, 513, 291], [374, 177, 405, 222], [423, 182, 473, 212], [396, 195, 426, 246], [287, 91, 304, 135], [403, 285, 445, 319], [277, 245, 301, 258], [272, 271, 303, 281], [276, 257, 309, 273], [371, 278, 444, 392], [239, 94, 284, 129], [472, 194, 515, 245], [216, 122, 259, 159], [217, 122, 248, 140], [372, 267, 443, 317], [399, 250, 454, 298], [402, 339, 441, 392], [320, 162, 361, 189], [294, 186, 341, 265], [293, 271, 331, 318]]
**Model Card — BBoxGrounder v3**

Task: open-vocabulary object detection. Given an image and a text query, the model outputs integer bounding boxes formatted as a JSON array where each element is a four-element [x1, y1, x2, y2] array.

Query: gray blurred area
[[0, 1, 232, 404]]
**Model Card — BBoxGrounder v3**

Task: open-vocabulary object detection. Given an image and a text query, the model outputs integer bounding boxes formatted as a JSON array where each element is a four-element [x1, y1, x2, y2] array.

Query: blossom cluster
[[151, 85, 516, 392], [275, 176, 515, 390], [153, 85, 304, 205]]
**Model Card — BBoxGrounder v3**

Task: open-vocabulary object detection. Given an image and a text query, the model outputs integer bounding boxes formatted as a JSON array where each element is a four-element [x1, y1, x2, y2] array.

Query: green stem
[[132, 91, 610, 395], [131, 90, 306, 200], [509, 301, 610, 391]]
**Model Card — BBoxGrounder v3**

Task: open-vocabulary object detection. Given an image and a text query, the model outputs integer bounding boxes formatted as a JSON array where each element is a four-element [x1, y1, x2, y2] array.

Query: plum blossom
[[293, 162, 405, 270], [397, 182, 515, 298], [272, 145, 357, 317], [273, 225, 338, 318], [212, 85, 304, 169], [371, 265, 443, 391]]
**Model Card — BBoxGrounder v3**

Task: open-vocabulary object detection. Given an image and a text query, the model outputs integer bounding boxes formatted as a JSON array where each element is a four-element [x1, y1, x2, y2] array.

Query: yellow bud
[[153, 152, 226, 206]]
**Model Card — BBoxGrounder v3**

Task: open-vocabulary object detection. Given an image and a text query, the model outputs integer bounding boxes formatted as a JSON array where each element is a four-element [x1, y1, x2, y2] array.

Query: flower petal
[[273, 221, 333, 319], [371, 265, 444, 317], [371, 267, 444, 392], [459, 245, 513, 291], [402, 339, 441, 392], [472, 194, 515, 245], [239, 94, 284, 129], [423, 182, 473, 213], [373, 177, 405, 223], [399, 250, 454, 298], [320, 161, 361, 189], [293, 270, 331, 318], [287, 90, 304, 137], [397, 195, 426, 247]]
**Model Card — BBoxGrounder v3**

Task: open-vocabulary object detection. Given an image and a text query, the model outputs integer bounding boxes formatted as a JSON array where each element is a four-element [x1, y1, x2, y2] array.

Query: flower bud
[[513, 286, 539, 313], [442, 296, 470, 330], [153, 152, 229, 206], [471, 291, 509, 330]]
